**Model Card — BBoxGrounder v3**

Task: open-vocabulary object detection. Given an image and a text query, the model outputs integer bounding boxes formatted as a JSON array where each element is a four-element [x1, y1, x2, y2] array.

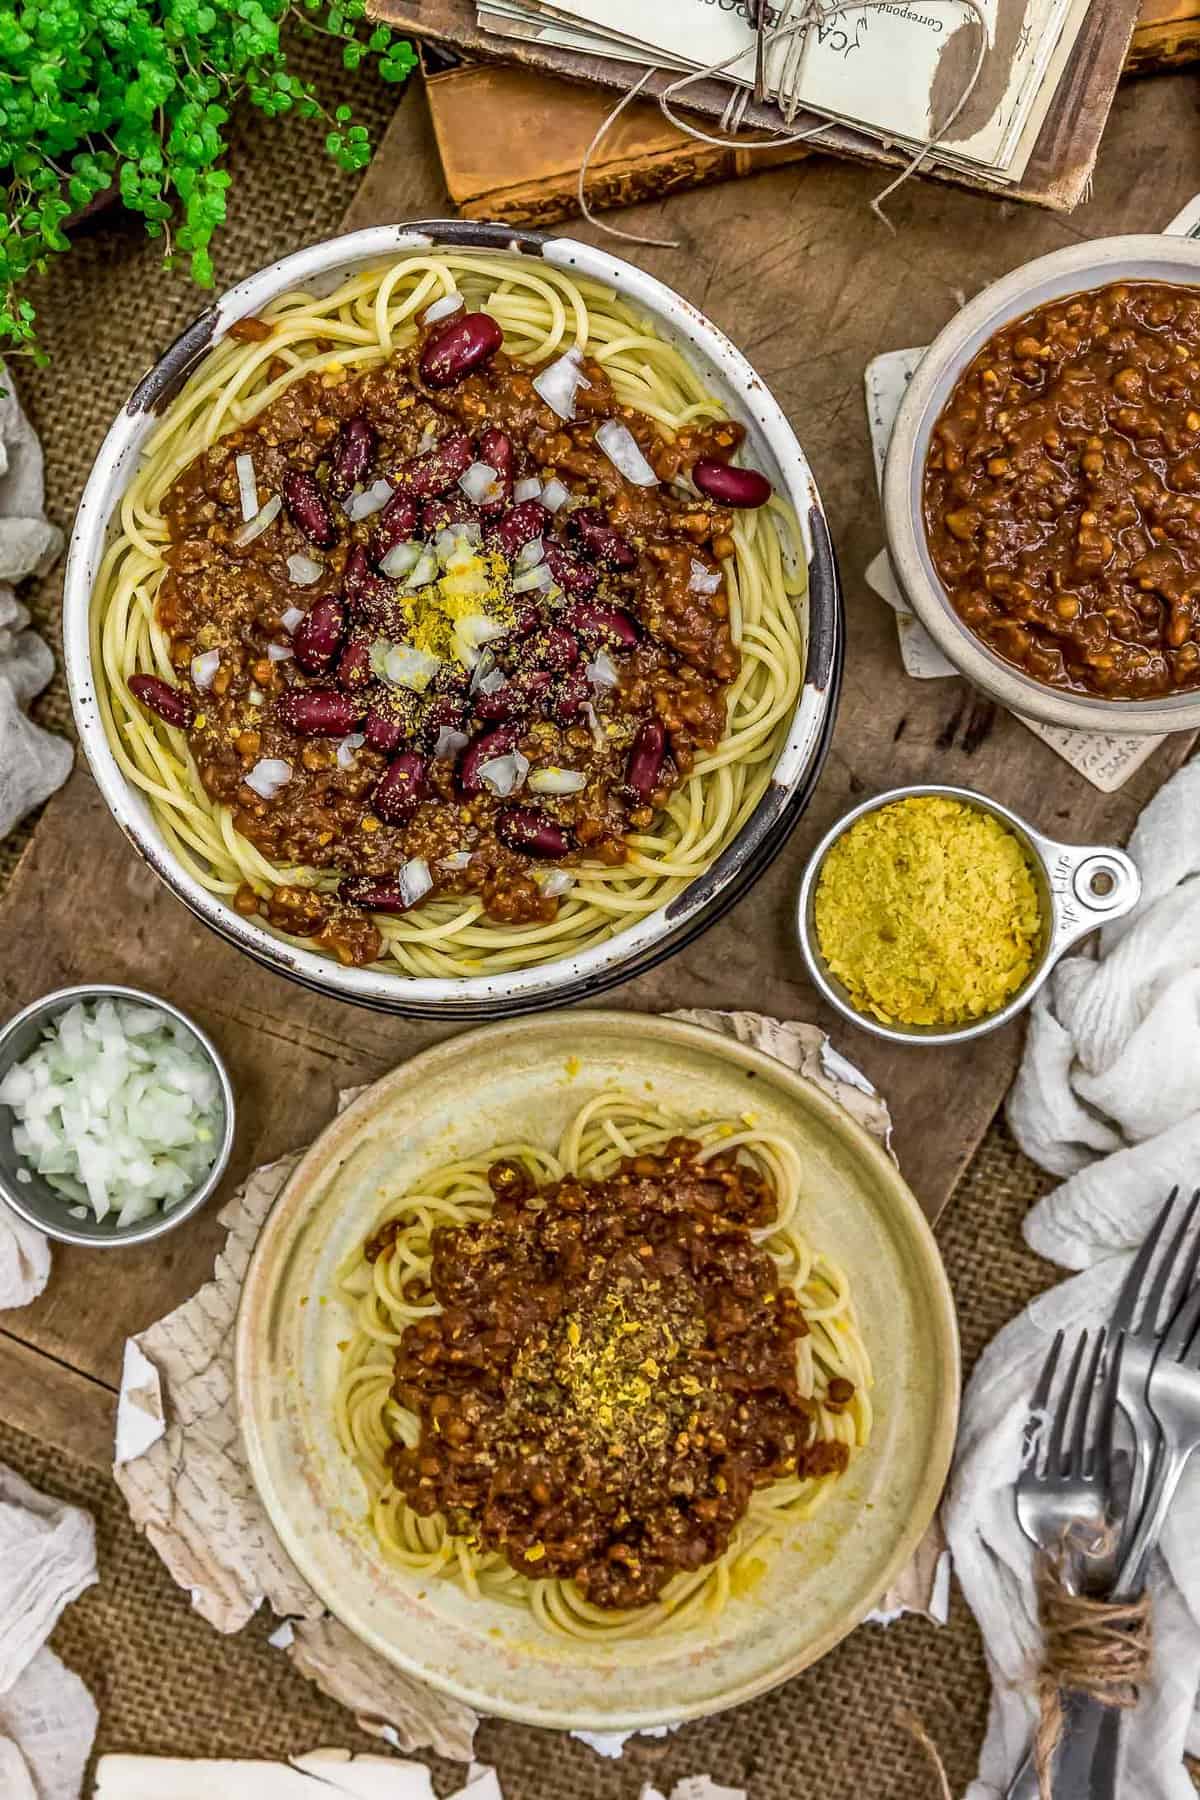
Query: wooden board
[[3, 70, 1199, 1470]]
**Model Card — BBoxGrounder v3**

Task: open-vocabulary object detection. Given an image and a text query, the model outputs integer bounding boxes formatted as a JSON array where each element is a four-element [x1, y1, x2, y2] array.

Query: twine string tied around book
[[577, 0, 989, 248]]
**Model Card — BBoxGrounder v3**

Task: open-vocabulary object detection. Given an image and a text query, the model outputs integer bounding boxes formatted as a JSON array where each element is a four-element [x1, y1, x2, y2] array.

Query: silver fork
[[1107, 1186, 1200, 1551], [1005, 1328, 1119, 1800]]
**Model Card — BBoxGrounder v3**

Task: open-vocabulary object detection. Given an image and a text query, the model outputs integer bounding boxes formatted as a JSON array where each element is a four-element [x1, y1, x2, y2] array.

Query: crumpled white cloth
[[0, 1463, 99, 1800], [945, 755, 1200, 1798], [0, 358, 71, 842]]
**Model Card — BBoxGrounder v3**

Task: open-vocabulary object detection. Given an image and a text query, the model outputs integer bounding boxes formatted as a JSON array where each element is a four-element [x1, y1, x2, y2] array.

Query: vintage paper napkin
[[0, 1463, 99, 1800], [112, 1009, 940, 1756]]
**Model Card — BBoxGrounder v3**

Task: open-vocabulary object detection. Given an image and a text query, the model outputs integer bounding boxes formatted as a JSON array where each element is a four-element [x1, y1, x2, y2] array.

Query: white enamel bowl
[[64, 221, 843, 1018]]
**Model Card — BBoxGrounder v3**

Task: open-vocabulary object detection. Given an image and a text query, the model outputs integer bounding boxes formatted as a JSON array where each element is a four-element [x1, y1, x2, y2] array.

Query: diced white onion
[[380, 538, 423, 579], [281, 605, 305, 634], [383, 644, 442, 692], [402, 549, 440, 591], [336, 732, 365, 769], [235, 452, 258, 523], [532, 348, 591, 422], [0, 998, 223, 1227], [459, 461, 504, 505], [689, 557, 723, 595], [596, 420, 659, 488], [267, 642, 293, 663], [424, 292, 464, 324], [541, 478, 570, 513], [233, 492, 282, 546], [477, 668, 507, 696], [398, 857, 434, 908], [478, 749, 530, 797], [438, 850, 472, 871], [515, 536, 545, 571], [582, 701, 607, 750], [416, 427, 438, 456], [286, 553, 324, 588], [434, 726, 469, 760], [455, 615, 509, 656], [344, 478, 394, 521], [512, 562, 553, 593], [514, 476, 543, 503], [528, 766, 587, 795], [245, 757, 292, 799], [190, 649, 220, 690], [586, 648, 619, 689], [248, 688, 264, 707], [540, 869, 575, 898], [435, 524, 482, 567]]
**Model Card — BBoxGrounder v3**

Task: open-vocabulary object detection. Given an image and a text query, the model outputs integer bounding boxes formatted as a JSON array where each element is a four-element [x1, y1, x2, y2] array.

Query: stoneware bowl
[[63, 220, 842, 1019], [236, 1011, 959, 1727], [883, 234, 1200, 735], [0, 983, 235, 1247], [796, 783, 1142, 1047]]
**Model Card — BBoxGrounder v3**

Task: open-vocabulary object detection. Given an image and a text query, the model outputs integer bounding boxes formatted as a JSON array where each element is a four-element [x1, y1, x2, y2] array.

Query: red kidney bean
[[420, 312, 503, 388], [293, 596, 346, 674], [393, 431, 474, 500], [692, 458, 772, 509], [129, 674, 194, 729], [372, 752, 429, 824], [477, 428, 513, 513], [283, 470, 336, 547], [488, 499, 548, 559], [420, 691, 467, 743], [474, 668, 553, 723], [459, 726, 517, 795], [421, 494, 479, 534], [625, 720, 666, 800], [564, 601, 640, 649], [544, 543, 597, 598], [552, 667, 590, 721], [336, 635, 373, 692], [371, 492, 419, 563], [567, 506, 637, 570], [330, 413, 375, 499], [526, 623, 579, 671], [339, 875, 424, 914], [365, 708, 407, 755], [497, 807, 575, 859], [276, 686, 360, 737], [342, 545, 395, 622]]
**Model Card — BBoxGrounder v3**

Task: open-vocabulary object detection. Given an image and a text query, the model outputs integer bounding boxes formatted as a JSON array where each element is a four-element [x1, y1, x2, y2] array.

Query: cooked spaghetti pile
[[335, 1094, 871, 1637]]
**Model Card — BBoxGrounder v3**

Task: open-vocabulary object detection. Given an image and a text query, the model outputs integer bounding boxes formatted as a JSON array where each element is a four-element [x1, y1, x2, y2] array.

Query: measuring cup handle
[[1038, 840, 1142, 959]]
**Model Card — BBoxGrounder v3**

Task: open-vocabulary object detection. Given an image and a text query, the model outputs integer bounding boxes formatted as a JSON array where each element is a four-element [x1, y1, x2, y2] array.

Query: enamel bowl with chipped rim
[[63, 220, 842, 1019]]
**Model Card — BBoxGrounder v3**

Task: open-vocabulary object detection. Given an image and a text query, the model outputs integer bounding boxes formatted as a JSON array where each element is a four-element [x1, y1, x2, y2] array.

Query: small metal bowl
[[0, 984, 235, 1247], [796, 784, 1141, 1047]]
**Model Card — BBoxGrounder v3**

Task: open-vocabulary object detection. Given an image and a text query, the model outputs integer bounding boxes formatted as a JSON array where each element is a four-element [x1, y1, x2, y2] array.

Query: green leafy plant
[[0, 0, 416, 359]]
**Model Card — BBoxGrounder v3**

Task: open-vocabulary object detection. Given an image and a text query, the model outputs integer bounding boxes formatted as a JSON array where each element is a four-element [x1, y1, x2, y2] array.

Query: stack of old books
[[366, 0, 1199, 222]]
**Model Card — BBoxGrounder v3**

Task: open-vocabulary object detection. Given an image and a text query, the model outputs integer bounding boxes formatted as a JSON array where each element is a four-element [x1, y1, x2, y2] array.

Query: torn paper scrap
[[572, 1725, 678, 1759], [287, 1616, 478, 1763], [114, 1340, 165, 1465], [641, 1780, 747, 1800], [291, 1747, 436, 1799], [867, 1519, 951, 1626]]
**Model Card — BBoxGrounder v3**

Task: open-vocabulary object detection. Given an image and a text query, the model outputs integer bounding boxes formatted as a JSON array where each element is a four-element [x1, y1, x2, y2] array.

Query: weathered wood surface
[[3, 69, 1198, 1468]]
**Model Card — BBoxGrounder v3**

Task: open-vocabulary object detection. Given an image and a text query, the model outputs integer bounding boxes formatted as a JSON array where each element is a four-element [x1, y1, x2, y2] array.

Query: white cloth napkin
[[0, 1463, 99, 1800], [0, 360, 71, 842], [947, 755, 1200, 1798]]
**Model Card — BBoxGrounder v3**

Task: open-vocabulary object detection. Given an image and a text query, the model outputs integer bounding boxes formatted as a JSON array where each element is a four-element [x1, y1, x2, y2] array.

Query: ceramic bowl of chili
[[795, 783, 1142, 1047], [62, 219, 842, 1020], [883, 234, 1200, 734]]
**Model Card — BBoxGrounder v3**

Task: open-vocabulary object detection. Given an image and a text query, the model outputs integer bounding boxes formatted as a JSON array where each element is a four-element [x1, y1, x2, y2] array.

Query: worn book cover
[[369, 0, 1144, 210]]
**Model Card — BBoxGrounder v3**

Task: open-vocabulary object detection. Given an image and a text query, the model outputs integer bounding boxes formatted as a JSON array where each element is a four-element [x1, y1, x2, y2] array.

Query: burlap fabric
[[0, 27, 1122, 1798]]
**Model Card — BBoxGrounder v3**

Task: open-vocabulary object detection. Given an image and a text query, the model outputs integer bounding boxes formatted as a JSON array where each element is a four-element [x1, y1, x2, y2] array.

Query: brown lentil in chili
[[371, 1140, 849, 1610], [923, 281, 1200, 700]]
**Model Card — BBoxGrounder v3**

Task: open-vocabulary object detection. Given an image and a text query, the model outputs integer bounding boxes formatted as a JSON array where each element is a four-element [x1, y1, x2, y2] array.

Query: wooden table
[[3, 69, 1198, 1474]]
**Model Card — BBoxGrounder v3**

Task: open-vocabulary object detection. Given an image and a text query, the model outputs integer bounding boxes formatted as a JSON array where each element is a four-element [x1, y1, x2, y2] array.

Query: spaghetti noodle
[[334, 1092, 871, 1640], [91, 250, 806, 979]]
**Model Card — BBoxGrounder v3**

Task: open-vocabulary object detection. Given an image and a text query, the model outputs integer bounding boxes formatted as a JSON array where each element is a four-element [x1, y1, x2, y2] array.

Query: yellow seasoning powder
[[812, 796, 1043, 1027]]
